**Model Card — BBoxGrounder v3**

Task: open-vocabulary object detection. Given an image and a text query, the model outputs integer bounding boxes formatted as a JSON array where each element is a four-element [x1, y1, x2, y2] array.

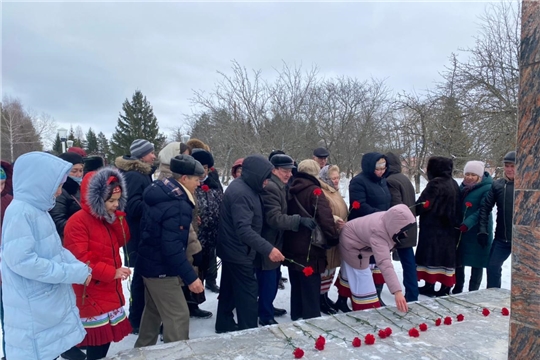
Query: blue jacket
[[1, 152, 90, 360], [137, 178, 198, 286]]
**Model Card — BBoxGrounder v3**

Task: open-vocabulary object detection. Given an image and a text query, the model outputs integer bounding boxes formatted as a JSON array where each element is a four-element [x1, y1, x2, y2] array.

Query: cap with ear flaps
[[170, 155, 205, 176]]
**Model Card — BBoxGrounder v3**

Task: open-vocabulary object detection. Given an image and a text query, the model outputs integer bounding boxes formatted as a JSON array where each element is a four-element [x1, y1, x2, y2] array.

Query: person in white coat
[[0, 152, 92, 360]]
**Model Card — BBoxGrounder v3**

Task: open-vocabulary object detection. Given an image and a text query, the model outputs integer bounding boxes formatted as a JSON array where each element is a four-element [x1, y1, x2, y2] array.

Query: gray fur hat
[[85, 166, 127, 223]]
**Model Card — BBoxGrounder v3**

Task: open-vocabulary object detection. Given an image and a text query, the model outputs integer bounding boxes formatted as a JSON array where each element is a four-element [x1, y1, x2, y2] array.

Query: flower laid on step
[[201, 184, 210, 192], [457, 314, 465, 322], [275, 327, 303, 359], [315, 335, 326, 351], [384, 327, 392, 337], [365, 334, 376, 345], [293, 348, 304, 359], [435, 318, 442, 326], [408, 328, 420, 337], [501, 307, 510, 316], [378, 329, 387, 339], [444, 316, 453, 325], [419, 323, 428, 331], [482, 308, 490, 316], [352, 337, 361, 347]]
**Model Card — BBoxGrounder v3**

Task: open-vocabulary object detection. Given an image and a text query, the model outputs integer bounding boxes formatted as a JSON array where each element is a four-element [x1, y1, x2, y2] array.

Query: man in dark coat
[[115, 139, 156, 333], [135, 155, 205, 346], [345, 152, 391, 307], [478, 151, 515, 288], [385, 152, 419, 302], [215, 155, 285, 333], [256, 154, 316, 326]]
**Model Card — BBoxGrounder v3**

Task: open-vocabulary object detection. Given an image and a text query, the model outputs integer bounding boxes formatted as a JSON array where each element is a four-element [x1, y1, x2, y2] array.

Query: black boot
[[375, 284, 386, 307], [435, 285, 451, 297], [320, 294, 337, 315], [205, 280, 220, 293], [61, 346, 86, 360], [452, 285, 463, 294], [419, 283, 436, 297], [334, 295, 352, 313], [189, 303, 213, 319]]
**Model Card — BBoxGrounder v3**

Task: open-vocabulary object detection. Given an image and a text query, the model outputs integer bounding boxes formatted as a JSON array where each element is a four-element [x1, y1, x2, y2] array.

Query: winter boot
[[451, 284, 463, 294], [61, 346, 86, 360], [435, 285, 451, 297], [375, 284, 386, 307], [189, 303, 213, 319], [419, 283, 436, 297], [334, 295, 352, 313], [320, 294, 337, 315]]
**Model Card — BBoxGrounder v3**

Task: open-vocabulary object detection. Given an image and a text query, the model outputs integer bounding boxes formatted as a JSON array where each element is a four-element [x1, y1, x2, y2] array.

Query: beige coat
[[320, 181, 348, 269]]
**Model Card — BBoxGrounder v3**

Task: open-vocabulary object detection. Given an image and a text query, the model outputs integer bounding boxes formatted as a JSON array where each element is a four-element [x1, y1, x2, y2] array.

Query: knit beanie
[[463, 160, 485, 178], [130, 139, 154, 159], [59, 152, 84, 165], [298, 159, 320, 178]]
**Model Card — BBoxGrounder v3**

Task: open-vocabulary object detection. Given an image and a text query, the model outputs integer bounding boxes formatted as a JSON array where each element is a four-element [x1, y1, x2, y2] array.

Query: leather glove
[[459, 224, 468, 233], [477, 233, 489, 249], [299, 217, 317, 230], [192, 251, 203, 267]]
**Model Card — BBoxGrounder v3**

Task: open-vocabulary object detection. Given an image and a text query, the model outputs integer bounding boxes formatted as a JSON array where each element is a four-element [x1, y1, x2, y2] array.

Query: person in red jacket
[[64, 167, 132, 360]]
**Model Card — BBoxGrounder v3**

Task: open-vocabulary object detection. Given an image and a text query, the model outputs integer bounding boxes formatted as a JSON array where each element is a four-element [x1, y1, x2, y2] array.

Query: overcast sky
[[3, 1, 493, 141]]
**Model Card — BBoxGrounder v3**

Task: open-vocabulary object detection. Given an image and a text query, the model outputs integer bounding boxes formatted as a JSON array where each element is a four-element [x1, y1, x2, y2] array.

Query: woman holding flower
[[64, 167, 132, 359], [283, 160, 339, 321], [453, 161, 493, 294]]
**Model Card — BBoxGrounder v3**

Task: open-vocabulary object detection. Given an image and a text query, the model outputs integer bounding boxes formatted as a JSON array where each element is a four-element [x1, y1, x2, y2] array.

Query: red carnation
[[408, 328, 420, 337], [384, 327, 392, 337], [444, 316, 452, 325], [210, 166, 215, 172], [419, 323, 428, 331], [303, 266, 314, 277], [423, 200, 430, 208], [352, 201, 361, 210], [293, 348, 304, 359], [465, 201, 472, 207], [352, 337, 361, 347], [316, 335, 326, 345], [435, 318, 442, 326], [365, 334, 375, 345], [313, 188, 322, 196], [201, 184, 210, 192], [378, 329, 387, 339], [482, 308, 490, 316], [315, 337, 325, 351], [457, 314, 465, 322], [501, 307, 510, 316]]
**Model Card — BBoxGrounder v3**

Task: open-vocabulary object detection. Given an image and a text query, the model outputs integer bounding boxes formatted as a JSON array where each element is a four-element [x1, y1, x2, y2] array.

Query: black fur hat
[[84, 156, 105, 174], [191, 149, 214, 168]]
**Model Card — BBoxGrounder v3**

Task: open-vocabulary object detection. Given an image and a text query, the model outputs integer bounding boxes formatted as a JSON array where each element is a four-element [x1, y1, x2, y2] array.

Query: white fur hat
[[464, 160, 485, 177]]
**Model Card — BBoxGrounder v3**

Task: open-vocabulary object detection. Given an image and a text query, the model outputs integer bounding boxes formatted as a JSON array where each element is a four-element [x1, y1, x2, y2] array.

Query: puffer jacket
[[64, 167, 130, 318], [49, 177, 81, 239], [339, 204, 415, 294], [348, 152, 391, 220], [478, 176, 514, 241], [1, 152, 89, 360]]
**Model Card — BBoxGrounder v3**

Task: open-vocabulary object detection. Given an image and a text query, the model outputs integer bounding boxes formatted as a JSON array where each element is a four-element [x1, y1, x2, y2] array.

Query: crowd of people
[[0, 140, 516, 360]]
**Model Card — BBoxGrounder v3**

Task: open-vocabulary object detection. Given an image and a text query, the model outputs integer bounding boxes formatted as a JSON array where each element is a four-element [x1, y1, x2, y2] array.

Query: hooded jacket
[[217, 155, 275, 266], [137, 178, 198, 286], [282, 172, 339, 273], [49, 176, 82, 239], [1, 152, 89, 360], [115, 155, 155, 266], [348, 152, 391, 220], [415, 156, 462, 269], [385, 152, 417, 248], [339, 204, 415, 294], [63, 167, 130, 318]]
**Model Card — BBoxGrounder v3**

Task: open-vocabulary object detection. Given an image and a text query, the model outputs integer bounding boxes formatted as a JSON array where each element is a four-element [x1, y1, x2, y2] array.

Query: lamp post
[[66, 140, 74, 150], [181, 135, 190, 144], [58, 128, 68, 153]]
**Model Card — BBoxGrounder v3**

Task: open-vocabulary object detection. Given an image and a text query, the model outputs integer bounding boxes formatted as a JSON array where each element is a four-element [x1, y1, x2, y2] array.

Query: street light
[[66, 140, 74, 149], [58, 128, 68, 153], [181, 135, 190, 144]]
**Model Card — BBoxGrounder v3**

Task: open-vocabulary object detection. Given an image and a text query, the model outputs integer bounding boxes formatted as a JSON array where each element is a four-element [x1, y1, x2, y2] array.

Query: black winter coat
[[348, 152, 391, 220], [49, 177, 81, 239], [195, 173, 223, 254], [415, 157, 462, 269], [115, 156, 155, 266], [283, 172, 339, 273], [137, 178, 198, 286], [478, 177, 514, 241], [256, 173, 301, 270], [217, 155, 275, 266], [385, 152, 417, 248]]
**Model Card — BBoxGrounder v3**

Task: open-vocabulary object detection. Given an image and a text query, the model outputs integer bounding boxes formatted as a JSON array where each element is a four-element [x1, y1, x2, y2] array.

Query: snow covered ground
[[0, 177, 513, 358]]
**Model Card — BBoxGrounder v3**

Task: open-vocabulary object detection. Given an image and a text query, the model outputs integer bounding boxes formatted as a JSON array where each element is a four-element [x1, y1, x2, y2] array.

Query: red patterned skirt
[[79, 307, 132, 346]]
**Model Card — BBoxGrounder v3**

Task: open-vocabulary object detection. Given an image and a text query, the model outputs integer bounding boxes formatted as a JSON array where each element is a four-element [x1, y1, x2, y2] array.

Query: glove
[[459, 224, 468, 233], [477, 233, 489, 249], [299, 217, 317, 230], [192, 251, 203, 267]]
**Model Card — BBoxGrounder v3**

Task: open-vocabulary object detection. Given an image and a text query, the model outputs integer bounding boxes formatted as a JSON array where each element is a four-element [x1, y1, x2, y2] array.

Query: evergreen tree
[[68, 126, 76, 141], [52, 133, 63, 154], [97, 131, 112, 163], [86, 128, 99, 154], [110, 90, 166, 157]]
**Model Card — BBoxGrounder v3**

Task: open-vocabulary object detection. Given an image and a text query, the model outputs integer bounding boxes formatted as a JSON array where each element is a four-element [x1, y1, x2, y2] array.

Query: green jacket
[[458, 172, 494, 268]]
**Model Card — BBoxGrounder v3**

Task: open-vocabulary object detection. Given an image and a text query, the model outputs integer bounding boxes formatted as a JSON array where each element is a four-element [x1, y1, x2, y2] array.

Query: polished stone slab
[[109, 289, 510, 360]]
